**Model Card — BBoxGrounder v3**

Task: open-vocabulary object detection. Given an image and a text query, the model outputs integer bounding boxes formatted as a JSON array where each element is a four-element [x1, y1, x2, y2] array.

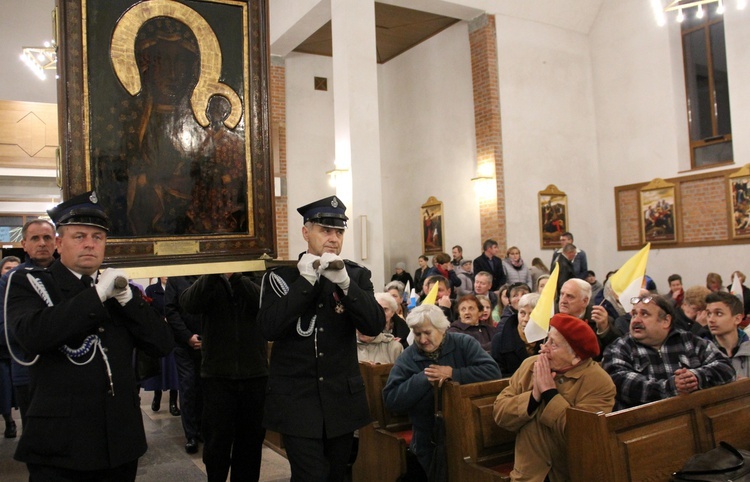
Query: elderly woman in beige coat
[[356, 293, 404, 364], [493, 313, 615, 481]]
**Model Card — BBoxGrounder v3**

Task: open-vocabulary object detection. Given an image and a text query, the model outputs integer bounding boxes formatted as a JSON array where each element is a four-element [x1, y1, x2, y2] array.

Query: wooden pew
[[567, 378, 750, 482], [443, 378, 515, 482], [353, 363, 413, 482]]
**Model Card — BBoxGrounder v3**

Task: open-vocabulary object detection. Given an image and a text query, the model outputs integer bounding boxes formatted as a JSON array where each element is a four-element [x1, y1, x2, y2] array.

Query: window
[[681, 10, 733, 168]]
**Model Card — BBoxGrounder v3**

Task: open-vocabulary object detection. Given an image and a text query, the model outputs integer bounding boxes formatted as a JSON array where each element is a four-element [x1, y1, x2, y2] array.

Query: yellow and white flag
[[422, 281, 440, 305], [525, 264, 560, 342], [609, 243, 651, 313]]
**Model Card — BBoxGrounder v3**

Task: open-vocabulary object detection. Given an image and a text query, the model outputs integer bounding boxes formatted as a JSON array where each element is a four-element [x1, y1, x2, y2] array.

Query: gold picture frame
[[639, 178, 677, 244], [538, 185, 568, 249], [729, 164, 750, 239], [420, 197, 445, 255], [56, 0, 274, 268]]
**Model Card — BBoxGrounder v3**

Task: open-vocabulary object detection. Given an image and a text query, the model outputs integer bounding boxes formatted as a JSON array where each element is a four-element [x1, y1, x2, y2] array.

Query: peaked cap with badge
[[297, 196, 348, 229], [47, 190, 110, 231]]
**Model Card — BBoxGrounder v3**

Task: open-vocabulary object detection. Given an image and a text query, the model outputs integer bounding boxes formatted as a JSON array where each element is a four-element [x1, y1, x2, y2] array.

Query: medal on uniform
[[333, 292, 345, 314]]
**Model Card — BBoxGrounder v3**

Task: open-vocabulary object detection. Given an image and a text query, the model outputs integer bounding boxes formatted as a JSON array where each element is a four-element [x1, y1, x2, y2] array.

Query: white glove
[[114, 285, 133, 306], [318, 253, 350, 291], [297, 253, 321, 286], [95, 268, 128, 303]]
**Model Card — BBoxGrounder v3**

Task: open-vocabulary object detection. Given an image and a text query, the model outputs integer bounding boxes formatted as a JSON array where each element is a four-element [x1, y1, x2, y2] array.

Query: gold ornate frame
[[538, 184, 568, 250], [420, 197, 445, 256], [56, 0, 274, 269], [639, 178, 678, 244]]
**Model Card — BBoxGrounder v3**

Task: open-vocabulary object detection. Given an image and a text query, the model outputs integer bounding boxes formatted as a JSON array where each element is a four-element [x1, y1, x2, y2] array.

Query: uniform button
[[318, 303, 324, 308], [102, 347, 109, 353], [319, 353, 324, 357], [319, 327, 325, 333], [319, 377, 324, 382], [98, 327, 105, 333], [107, 390, 113, 395]]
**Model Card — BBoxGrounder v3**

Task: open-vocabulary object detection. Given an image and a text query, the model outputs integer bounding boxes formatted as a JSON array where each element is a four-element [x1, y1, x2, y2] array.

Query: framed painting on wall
[[729, 164, 750, 239], [538, 185, 568, 249], [421, 197, 445, 255], [55, 0, 274, 270], [640, 178, 677, 244]]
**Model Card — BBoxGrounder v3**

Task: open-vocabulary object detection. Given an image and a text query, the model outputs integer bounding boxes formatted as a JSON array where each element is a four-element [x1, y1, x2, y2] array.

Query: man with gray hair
[[472, 271, 498, 308], [558, 279, 622, 358]]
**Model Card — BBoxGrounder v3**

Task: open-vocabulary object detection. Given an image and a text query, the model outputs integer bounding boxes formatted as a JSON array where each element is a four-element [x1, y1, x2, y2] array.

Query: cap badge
[[331, 197, 339, 208], [89, 191, 99, 204]]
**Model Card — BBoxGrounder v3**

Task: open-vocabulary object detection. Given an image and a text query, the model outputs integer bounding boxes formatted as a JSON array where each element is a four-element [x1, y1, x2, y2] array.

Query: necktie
[[81, 275, 94, 288]]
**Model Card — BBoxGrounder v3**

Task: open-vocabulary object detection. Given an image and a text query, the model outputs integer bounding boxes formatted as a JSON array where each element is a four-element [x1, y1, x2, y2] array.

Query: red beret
[[549, 313, 599, 360]]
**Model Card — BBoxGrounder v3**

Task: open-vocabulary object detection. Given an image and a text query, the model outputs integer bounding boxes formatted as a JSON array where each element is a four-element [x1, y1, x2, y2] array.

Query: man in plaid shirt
[[602, 294, 735, 410]]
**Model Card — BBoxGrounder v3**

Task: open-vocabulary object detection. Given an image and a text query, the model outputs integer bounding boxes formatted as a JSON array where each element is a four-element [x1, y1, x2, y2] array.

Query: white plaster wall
[[591, 1, 750, 290], [284, 53, 336, 259], [493, 13, 601, 274], [378, 22, 480, 278], [0, 0, 57, 103]]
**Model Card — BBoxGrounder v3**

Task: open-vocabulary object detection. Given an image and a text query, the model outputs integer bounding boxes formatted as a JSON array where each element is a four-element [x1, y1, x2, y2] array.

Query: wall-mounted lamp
[[326, 168, 349, 188], [471, 175, 495, 199]]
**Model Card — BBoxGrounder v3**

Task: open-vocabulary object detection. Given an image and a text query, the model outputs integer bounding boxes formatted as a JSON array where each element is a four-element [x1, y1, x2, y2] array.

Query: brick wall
[[617, 190, 641, 247], [680, 177, 728, 242], [270, 63, 289, 259], [469, 15, 506, 251]]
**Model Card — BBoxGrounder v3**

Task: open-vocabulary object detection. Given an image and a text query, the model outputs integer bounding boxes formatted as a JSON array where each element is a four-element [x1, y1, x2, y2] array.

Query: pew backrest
[[443, 378, 515, 481], [566, 377, 750, 482]]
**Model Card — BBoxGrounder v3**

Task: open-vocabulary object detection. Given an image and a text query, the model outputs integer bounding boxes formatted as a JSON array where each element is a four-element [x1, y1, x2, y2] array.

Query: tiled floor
[[0, 389, 292, 481]]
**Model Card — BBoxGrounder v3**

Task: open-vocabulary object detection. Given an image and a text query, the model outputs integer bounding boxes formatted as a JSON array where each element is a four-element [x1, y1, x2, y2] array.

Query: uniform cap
[[47, 191, 110, 232], [297, 196, 348, 229]]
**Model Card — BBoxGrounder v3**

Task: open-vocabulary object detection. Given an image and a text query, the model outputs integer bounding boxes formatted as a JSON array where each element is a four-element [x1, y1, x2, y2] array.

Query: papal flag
[[609, 243, 651, 313], [422, 280, 440, 305], [525, 263, 560, 342]]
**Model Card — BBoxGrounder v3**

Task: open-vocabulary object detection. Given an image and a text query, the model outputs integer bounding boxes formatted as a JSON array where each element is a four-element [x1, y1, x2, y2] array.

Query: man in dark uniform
[[259, 195, 385, 481], [165, 275, 203, 454], [6, 191, 174, 481]]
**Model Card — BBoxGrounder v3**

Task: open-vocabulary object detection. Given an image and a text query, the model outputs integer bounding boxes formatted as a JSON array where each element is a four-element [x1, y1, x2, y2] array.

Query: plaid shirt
[[602, 329, 736, 410]]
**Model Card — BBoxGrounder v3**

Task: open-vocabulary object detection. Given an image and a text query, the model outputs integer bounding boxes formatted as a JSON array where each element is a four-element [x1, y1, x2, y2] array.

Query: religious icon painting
[[56, 0, 274, 268], [420, 197, 445, 256], [639, 178, 678, 244], [728, 164, 750, 239], [538, 185, 568, 250]]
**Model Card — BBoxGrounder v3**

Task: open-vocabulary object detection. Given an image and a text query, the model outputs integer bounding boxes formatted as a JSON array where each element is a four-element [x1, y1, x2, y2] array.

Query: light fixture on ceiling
[[20, 9, 58, 80], [20, 41, 57, 80], [657, 0, 745, 25]]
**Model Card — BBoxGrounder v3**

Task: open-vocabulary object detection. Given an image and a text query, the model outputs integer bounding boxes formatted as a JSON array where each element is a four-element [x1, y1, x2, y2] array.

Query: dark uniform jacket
[[180, 273, 267, 379], [6, 260, 174, 471], [259, 259, 385, 438]]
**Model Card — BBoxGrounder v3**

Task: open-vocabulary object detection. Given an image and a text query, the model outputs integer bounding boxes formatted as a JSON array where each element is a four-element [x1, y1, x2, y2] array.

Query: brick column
[[469, 15, 506, 251], [270, 60, 289, 259]]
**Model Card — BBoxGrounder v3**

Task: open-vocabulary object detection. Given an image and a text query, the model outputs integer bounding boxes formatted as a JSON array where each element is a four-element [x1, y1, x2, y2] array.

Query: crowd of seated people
[[373, 241, 749, 480]]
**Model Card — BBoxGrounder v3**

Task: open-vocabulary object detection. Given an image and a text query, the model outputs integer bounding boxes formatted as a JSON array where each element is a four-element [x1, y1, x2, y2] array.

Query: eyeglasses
[[630, 296, 654, 305]]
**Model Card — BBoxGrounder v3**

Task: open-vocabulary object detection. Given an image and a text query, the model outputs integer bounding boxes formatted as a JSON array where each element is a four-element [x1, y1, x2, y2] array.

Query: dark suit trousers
[[174, 346, 202, 440], [283, 431, 355, 482], [202, 376, 267, 482]]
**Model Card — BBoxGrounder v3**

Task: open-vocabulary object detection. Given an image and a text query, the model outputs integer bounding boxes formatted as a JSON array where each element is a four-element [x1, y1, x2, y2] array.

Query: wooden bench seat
[[442, 378, 514, 481], [567, 377, 750, 481], [353, 362, 413, 482]]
